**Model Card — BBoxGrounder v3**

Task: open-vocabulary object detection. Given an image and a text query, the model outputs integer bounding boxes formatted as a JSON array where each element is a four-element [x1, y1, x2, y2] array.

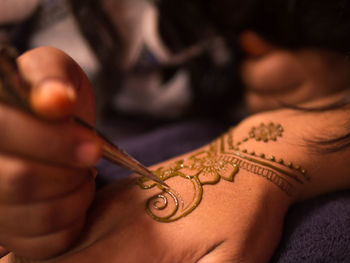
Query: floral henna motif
[[249, 123, 283, 142], [137, 122, 310, 223], [137, 151, 239, 223], [180, 151, 239, 184]]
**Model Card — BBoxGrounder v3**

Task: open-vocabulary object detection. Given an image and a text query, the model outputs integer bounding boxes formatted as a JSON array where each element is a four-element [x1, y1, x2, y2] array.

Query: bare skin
[[1, 46, 350, 263]]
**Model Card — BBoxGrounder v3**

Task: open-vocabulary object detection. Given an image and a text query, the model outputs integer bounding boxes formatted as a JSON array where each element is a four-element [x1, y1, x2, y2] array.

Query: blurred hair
[[207, 0, 350, 54]]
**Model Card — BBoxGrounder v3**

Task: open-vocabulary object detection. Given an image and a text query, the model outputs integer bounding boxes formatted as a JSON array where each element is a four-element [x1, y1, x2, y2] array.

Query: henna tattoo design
[[230, 123, 309, 180], [137, 123, 310, 223]]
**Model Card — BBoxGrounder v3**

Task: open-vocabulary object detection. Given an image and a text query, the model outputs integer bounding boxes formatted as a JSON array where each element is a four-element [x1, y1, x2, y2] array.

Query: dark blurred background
[[2, 0, 350, 130]]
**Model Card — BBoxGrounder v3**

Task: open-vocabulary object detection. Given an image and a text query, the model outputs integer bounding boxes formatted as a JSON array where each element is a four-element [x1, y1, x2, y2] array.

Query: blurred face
[[239, 32, 350, 112]]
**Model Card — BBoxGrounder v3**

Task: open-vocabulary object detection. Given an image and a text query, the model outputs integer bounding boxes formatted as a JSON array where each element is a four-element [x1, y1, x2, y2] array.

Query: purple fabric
[[272, 191, 350, 262], [97, 120, 350, 262]]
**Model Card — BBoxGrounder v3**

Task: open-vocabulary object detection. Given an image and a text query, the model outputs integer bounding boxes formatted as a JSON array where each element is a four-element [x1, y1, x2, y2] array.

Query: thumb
[[17, 46, 95, 124], [30, 77, 77, 120]]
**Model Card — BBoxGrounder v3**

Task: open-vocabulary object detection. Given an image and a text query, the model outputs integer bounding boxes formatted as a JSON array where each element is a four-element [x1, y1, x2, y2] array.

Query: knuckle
[[0, 158, 33, 197]]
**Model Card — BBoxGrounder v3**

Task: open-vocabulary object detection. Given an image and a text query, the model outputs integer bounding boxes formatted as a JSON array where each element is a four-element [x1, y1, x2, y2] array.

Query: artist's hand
[[0, 47, 101, 259]]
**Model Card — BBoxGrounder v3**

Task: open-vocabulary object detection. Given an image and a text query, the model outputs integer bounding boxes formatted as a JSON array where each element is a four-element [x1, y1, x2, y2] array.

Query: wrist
[[141, 128, 295, 224]]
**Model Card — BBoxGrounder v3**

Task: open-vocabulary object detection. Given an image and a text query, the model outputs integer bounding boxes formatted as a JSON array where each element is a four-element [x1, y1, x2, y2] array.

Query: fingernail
[[32, 78, 77, 119], [36, 78, 76, 103], [76, 141, 101, 166]]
